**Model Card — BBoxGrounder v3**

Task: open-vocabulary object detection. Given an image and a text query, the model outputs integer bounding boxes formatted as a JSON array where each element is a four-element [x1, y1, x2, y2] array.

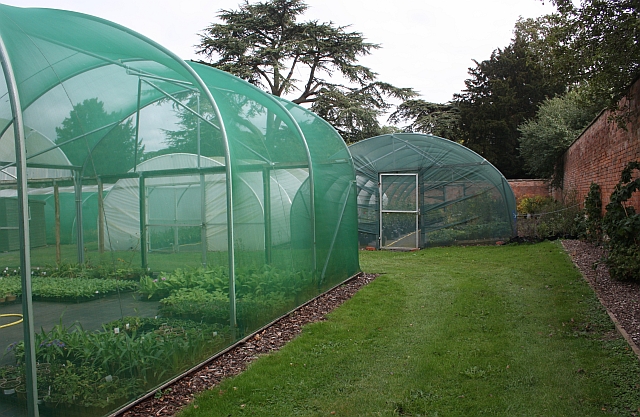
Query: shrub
[[581, 182, 603, 242], [602, 161, 640, 281], [516, 194, 581, 240], [517, 195, 554, 215]]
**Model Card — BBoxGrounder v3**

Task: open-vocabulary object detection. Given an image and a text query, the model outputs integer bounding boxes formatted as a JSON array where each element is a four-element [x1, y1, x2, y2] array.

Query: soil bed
[[117, 241, 640, 417]]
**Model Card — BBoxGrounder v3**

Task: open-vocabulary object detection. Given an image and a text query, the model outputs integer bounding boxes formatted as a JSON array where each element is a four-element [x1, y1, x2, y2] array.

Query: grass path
[[179, 242, 640, 416]]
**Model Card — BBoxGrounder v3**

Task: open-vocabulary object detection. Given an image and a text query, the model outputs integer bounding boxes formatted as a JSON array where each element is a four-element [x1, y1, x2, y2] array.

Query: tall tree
[[196, 0, 415, 142], [519, 88, 603, 185], [387, 100, 460, 139], [544, 0, 640, 115], [452, 26, 566, 178], [55, 98, 143, 176]]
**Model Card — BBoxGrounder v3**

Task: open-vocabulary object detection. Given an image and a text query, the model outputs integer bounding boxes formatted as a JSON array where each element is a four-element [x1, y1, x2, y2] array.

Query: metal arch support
[[260, 98, 318, 274], [0, 33, 40, 417]]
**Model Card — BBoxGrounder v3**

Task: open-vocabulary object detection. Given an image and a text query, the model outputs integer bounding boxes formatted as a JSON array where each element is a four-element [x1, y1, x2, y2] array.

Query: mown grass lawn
[[179, 241, 640, 416]]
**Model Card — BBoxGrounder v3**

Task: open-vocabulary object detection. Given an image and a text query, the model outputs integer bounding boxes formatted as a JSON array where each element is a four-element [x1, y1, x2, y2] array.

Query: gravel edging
[[561, 240, 640, 359], [115, 272, 378, 417]]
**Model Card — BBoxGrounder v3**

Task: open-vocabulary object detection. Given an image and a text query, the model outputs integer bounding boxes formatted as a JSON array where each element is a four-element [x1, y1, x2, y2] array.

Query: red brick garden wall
[[508, 179, 551, 202], [553, 79, 640, 214]]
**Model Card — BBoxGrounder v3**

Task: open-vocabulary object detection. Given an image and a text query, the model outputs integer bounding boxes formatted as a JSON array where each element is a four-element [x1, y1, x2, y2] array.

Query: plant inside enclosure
[[0, 275, 138, 301], [3, 317, 226, 410], [140, 265, 316, 332], [602, 161, 640, 281]]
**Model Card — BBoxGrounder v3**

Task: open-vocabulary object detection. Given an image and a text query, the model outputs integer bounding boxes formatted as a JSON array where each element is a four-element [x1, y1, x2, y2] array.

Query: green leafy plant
[[4, 317, 226, 410], [0, 276, 138, 301], [602, 161, 640, 281], [516, 194, 581, 240], [580, 182, 603, 242]]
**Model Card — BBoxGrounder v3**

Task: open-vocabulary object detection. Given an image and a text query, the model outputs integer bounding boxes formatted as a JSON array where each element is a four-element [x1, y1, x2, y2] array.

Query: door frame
[[379, 172, 419, 249]]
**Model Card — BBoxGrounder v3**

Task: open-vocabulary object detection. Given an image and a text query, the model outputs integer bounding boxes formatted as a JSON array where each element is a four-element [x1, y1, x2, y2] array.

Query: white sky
[[3, 0, 557, 104]]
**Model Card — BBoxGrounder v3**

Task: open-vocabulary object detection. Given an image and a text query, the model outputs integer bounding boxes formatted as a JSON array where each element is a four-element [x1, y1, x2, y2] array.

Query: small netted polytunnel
[[0, 4, 359, 416], [349, 133, 516, 249]]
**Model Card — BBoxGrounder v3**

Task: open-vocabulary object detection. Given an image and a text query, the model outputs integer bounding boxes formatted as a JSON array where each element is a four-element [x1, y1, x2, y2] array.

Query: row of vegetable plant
[[1, 317, 226, 412], [0, 276, 138, 301], [139, 265, 317, 332]]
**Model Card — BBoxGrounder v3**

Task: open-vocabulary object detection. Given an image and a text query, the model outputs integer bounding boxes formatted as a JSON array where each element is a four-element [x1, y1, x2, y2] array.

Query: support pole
[[263, 167, 272, 265], [139, 176, 147, 270], [98, 179, 104, 254], [0, 33, 39, 417], [200, 173, 207, 266], [74, 171, 84, 264], [54, 182, 61, 263], [133, 78, 142, 173]]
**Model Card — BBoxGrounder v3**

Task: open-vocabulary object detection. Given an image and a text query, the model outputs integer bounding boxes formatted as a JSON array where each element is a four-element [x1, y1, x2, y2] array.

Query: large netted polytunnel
[[349, 133, 517, 249], [0, 4, 359, 416]]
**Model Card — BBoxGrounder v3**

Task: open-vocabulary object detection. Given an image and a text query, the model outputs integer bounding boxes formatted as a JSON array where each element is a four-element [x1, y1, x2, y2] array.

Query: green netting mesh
[[349, 133, 517, 249], [0, 4, 359, 416]]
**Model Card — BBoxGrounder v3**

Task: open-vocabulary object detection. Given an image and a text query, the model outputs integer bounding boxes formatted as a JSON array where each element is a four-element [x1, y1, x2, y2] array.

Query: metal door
[[379, 173, 419, 249]]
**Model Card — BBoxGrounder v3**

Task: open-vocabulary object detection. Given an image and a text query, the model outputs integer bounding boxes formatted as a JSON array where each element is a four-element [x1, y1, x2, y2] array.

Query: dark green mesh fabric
[[0, 4, 359, 415], [349, 133, 517, 249]]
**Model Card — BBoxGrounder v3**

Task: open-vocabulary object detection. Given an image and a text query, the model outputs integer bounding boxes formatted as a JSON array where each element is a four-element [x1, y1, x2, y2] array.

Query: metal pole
[[133, 78, 142, 173], [414, 174, 419, 249], [74, 170, 84, 264], [197, 96, 207, 266], [54, 181, 61, 263], [139, 176, 147, 269], [0, 33, 39, 417], [200, 173, 207, 266], [98, 179, 104, 254], [263, 167, 272, 265], [260, 98, 317, 273]]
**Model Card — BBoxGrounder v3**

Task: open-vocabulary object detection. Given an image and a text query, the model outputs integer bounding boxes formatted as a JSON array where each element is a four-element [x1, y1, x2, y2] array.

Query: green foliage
[[55, 98, 144, 176], [153, 93, 225, 158], [519, 89, 603, 185], [602, 161, 640, 281], [581, 182, 603, 242], [0, 276, 138, 301], [160, 288, 230, 324], [516, 195, 581, 240], [387, 100, 460, 139], [516, 195, 554, 215], [453, 23, 566, 178], [139, 265, 316, 332], [5, 318, 225, 409], [311, 82, 415, 143], [195, 0, 415, 142], [546, 0, 640, 117]]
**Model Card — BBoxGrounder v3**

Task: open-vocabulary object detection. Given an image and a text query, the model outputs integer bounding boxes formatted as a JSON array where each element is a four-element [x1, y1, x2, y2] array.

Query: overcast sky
[[4, 0, 557, 104]]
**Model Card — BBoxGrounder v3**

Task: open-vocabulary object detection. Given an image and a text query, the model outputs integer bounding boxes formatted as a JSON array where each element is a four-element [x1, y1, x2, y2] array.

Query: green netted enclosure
[[0, 4, 359, 416], [349, 133, 516, 249]]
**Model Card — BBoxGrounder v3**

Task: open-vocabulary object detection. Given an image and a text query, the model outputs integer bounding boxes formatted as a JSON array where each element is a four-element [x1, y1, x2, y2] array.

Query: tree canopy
[[196, 0, 415, 142], [544, 0, 640, 113], [55, 98, 142, 176], [387, 100, 460, 139], [519, 88, 603, 185], [452, 26, 567, 178]]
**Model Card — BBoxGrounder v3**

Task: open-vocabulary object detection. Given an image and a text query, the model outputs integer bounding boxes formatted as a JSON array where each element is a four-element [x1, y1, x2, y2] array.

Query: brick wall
[[554, 79, 640, 214], [508, 179, 551, 202]]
